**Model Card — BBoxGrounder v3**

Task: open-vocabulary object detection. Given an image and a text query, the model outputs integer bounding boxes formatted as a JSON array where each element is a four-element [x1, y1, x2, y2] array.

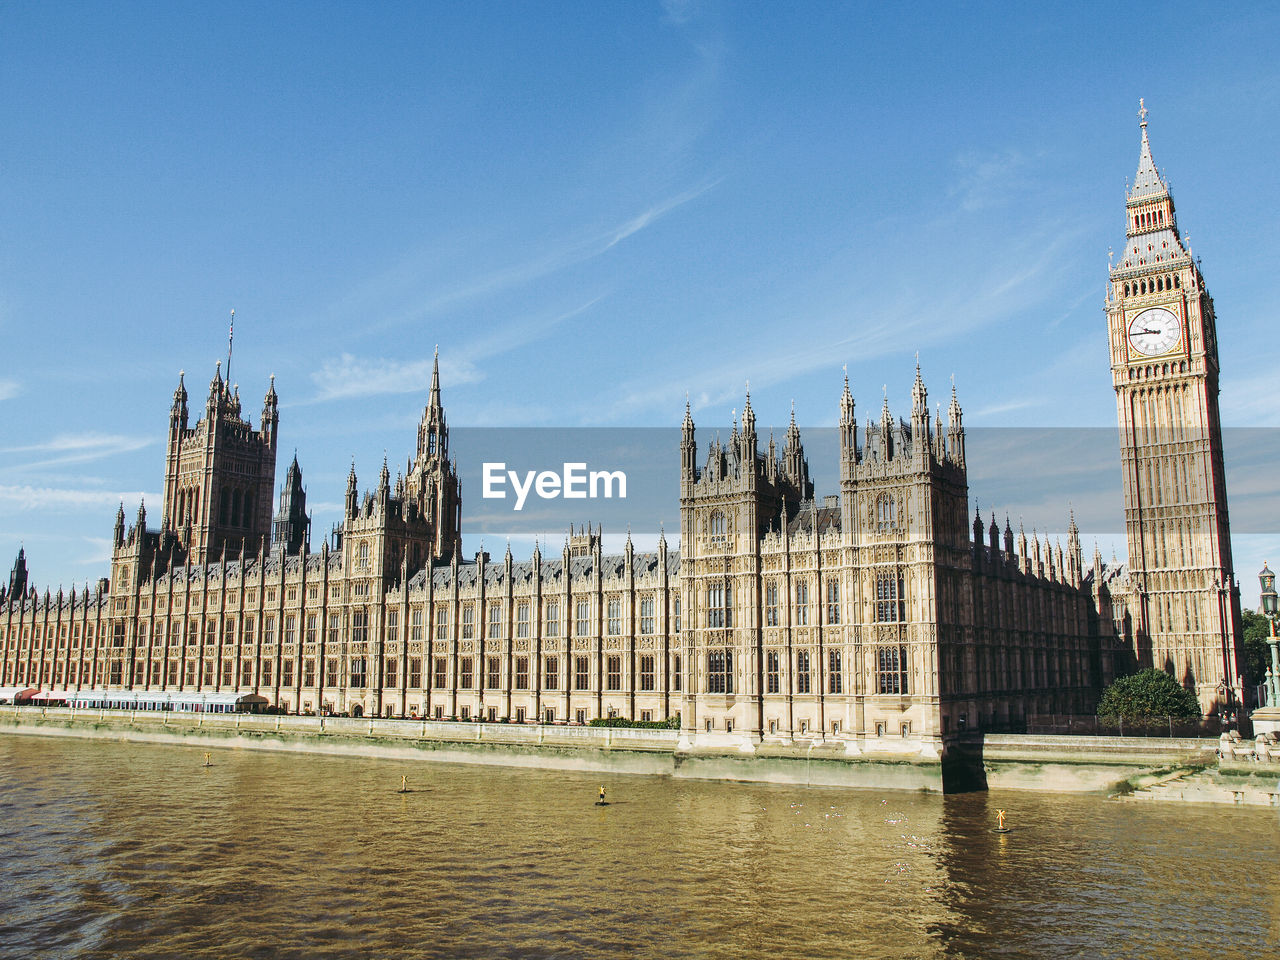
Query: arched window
[[876, 645, 908, 695], [220, 489, 231, 524], [358, 540, 370, 570], [708, 511, 726, 543], [876, 494, 896, 531], [231, 489, 241, 526], [875, 573, 905, 622], [706, 581, 731, 628]]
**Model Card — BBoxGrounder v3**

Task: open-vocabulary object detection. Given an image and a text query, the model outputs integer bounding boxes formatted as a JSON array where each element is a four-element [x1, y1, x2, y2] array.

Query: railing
[[1027, 714, 1233, 739], [0, 704, 680, 749]]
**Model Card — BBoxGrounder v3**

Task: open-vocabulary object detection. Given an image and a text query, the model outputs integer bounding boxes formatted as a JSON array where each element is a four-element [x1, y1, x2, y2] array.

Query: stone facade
[[1104, 102, 1246, 711], [0, 107, 1244, 751], [0, 354, 1103, 756]]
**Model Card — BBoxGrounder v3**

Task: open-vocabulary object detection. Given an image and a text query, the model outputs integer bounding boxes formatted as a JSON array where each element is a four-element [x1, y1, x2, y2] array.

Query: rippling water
[[0, 734, 1275, 959]]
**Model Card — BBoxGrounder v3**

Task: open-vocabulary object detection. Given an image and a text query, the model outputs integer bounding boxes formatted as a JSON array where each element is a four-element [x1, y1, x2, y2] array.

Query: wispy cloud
[[659, 0, 698, 26], [0, 433, 154, 471], [1220, 372, 1280, 426], [305, 296, 605, 406], [0, 378, 19, 402], [970, 398, 1045, 420], [0, 485, 160, 511], [604, 180, 722, 250], [329, 181, 720, 341], [307, 354, 482, 404], [949, 149, 1031, 213], [2, 433, 149, 456], [586, 219, 1086, 426]]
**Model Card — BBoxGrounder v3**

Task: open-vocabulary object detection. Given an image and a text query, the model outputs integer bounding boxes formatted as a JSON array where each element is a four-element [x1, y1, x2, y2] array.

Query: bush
[[588, 713, 680, 730], [1097, 668, 1201, 721]]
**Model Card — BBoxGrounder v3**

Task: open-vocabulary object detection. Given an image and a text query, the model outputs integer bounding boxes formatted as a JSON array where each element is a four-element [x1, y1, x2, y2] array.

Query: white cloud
[[660, 0, 697, 26], [327, 182, 720, 340], [0, 485, 160, 512], [1, 432, 150, 456], [305, 296, 604, 407], [950, 150, 1031, 213], [0, 433, 155, 472], [0, 379, 19, 401], [603, 179, 722, 250], [307, 354, 482, 404], [1220, 372, 1280, 426]]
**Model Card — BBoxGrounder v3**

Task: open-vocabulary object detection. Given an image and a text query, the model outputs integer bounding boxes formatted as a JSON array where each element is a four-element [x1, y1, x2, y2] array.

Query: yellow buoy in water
[[596, 785, 608, 806], [994, 809, 1011, 834], [202, 752, 212, 768], [399, 775, 409, 794]]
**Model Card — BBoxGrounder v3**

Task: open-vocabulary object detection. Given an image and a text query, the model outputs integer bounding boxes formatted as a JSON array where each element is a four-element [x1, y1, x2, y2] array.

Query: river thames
[[0, 734, 1275, 959]]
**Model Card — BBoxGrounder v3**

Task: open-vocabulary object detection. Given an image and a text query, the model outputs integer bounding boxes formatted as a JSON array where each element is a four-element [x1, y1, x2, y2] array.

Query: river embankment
[[3, 705, 1273, 801]]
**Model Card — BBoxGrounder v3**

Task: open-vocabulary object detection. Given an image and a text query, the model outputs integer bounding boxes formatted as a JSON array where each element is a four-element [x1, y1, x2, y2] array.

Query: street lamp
[[1258, 563, 1280, 708]]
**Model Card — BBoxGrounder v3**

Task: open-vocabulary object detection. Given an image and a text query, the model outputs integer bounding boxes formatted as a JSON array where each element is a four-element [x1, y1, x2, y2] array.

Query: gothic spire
[[839, 367, 854, 423], [345, 461, 358, 519], [417, 346, 448, 463], [430, 345, 441, 403], [1129, 97, 1168, 201], [912, 357, 927, 414]]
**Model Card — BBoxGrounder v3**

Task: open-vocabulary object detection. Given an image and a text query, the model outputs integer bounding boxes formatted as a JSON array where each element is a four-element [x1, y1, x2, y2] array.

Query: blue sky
[[2, 1, 1278, 601]]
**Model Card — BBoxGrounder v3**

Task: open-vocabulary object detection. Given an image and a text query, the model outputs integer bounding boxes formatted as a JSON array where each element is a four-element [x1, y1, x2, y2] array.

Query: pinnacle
[[1130, 97, 1168, 200]]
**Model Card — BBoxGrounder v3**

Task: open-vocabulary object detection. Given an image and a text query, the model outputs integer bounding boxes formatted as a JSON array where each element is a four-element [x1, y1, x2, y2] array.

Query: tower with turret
[[159, 362, 278, 565], [1104, 100, 1244, 711], [401, 348, 463, 565], [272, 454, 311, 556]]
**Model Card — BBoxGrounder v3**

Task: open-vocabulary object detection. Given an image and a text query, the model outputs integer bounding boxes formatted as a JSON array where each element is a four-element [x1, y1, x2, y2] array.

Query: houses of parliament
[[0, 109, 1248, 752]]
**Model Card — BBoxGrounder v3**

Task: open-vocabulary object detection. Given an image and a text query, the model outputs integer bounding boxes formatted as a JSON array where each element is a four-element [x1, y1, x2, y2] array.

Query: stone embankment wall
[[975, 733, 1220, 792], [0, 706, 1234, 796]]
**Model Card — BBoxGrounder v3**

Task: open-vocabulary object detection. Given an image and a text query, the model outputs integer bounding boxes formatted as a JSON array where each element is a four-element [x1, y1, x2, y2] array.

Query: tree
[[1097, 668, 1201, 721], [1241, 609, 1272, 688]]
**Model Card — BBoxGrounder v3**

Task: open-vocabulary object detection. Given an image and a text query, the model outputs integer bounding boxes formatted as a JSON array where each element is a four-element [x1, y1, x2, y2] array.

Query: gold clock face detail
[[1127, 306, 1181, 357]]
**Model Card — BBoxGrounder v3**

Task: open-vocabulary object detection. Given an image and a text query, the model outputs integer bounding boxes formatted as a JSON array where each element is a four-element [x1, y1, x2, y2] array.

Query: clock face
[[1127, 306, 1181, 357]]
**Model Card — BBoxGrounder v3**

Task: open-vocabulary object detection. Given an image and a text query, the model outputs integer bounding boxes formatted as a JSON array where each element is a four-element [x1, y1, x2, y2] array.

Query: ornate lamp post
[[1259, 563, 1280, 707]]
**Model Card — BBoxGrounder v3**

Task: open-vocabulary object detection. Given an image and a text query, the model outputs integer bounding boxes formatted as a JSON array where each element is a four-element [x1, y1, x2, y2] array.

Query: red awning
[[28, 690, 68, 702]]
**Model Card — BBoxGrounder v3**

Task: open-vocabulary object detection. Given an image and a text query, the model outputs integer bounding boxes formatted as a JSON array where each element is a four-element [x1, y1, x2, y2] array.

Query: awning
[[0, 686, 38, 702], [29, 690, 73, 702], [59, 689, 265, 708]]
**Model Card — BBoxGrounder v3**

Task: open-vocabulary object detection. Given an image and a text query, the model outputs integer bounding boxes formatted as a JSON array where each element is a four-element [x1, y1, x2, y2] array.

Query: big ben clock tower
[[1105, 100, 1245, 713]]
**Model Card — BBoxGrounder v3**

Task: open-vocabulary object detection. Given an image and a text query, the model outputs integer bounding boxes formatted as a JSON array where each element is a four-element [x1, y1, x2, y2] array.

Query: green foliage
[[1242, 609, 1273, 687], [588, 713, 680, 730], [1097, 668, 1201, 721]]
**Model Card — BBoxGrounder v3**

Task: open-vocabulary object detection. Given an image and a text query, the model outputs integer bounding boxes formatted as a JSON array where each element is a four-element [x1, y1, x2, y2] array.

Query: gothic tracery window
[[875, 573, 905, 623], [708, 511, 727, 544], [876, 645, 908, 695]]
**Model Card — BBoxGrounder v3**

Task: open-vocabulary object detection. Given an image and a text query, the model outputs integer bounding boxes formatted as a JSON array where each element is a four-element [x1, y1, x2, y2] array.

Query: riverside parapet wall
[[0, 706, 1223, 795]]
